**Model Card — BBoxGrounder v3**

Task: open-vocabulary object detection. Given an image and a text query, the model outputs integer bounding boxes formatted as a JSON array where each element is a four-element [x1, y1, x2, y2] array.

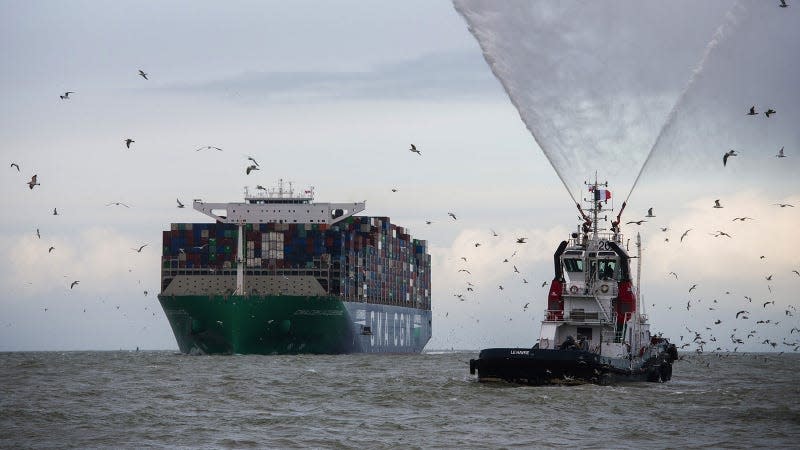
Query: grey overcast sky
[[1, 1, 798, 352]]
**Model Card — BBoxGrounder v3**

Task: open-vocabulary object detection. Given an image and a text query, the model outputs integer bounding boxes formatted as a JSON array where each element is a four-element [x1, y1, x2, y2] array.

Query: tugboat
[[470, 178, 677, 385]]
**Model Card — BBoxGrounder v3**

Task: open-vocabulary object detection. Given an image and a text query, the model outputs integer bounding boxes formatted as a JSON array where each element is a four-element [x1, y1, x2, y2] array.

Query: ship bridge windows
[[597, 259, 618, 281], [563, 258, 584, 273]]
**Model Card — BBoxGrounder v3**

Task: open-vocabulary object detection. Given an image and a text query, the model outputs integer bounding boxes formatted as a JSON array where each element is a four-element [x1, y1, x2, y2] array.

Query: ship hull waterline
[[158, 293, 432, 355], [469, 348, 674, 386]]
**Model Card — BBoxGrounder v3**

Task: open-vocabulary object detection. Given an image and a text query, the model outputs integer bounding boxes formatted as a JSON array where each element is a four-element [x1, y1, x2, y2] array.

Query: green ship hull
[[158, 293, 431, 354]]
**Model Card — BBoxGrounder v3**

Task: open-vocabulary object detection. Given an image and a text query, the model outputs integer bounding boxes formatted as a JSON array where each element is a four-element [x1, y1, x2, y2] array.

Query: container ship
[[157, 181, 432, 355]]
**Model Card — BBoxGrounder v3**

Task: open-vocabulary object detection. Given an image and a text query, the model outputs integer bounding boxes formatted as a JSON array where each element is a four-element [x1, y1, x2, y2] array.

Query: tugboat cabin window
[[597, 259, 617, 280], [563, 258, 583, 273]]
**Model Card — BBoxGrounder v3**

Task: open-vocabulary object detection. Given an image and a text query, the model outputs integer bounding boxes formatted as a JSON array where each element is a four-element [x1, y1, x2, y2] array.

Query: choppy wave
[[0, 351, 798, 448]]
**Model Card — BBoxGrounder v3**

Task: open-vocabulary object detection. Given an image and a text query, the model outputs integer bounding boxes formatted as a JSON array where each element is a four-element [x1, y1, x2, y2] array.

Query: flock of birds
[[6, 4, 798, 356], [6, 69, 201, 326], [425, 98, 797, 355]]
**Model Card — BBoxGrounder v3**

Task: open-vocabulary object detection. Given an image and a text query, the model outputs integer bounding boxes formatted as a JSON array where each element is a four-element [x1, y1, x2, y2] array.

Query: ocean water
[[1, 351, 798, 449]]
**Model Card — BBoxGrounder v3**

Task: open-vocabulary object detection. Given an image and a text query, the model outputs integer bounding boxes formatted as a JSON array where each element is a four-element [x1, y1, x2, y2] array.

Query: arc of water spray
[[624, 2, 745, 205]]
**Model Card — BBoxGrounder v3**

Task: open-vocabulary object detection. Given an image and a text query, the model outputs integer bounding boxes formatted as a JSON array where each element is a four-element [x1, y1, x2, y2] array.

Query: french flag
[[591, 187, 611, 201]]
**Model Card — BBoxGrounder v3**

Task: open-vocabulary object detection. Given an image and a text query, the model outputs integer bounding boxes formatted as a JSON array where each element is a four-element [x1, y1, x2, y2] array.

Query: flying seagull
[[124, 138, 135, 149], [27, 174, 40, 189], [626, 220, 646, 225], [713, 199, 723, 209], [48, 246, 55, 253], [780, 0, 788, 7], [138, 69, 148, 80], [689, 284, 697, 293], [52, 208, 58, 215], [36, 228, 40, 239], [723, 149, 737, 166], [247, 156, 259, 166], [516, 237, 528, 243], [246, 164, 259, 175], [645, 208, 655, 218], [106, 202, 130, 208], [176, 198, 185, 208], [60, 91, 74, 100], [70, 280, 79, 289], [776, 147, 786, 158], [491, 229, 499, 237], [669, 271, 678, 279], [448, 212, 457, 220], [196, 145, 223, 152], [409, 144, 421, 156], [732, 217, 753, 221], [776, 203, 794, 208], [747, 106, 757, 115], [10, 163, 20, 171], [132, 244, 148, 253], [765, 108, 776, 118]]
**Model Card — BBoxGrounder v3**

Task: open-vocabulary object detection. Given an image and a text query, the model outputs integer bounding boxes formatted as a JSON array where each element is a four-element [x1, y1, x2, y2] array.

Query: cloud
[[0, 227, 159, 298], [155, 51, 501, 102]]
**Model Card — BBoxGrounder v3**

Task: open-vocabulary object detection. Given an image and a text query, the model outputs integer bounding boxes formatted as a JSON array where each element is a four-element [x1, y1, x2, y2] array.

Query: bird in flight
[[409, 144, 421, 156], [246, 164, 259, 175], [196, 145, 223, 152], [516, 237, 527, 243], [680, 229, 692, 243], [474, 242, 481, 248], [70, 281, 79, 289], [138, 69, 148, 80], [132, 244, 148, 253], [776, 203, 794, 208], [689, 284, 697, 293], [48, 246, 55, 253], [513, 265, 520, 273], [776, 147, 786, 158], [723, 149, 737, 166], [60, 91, 74, 100], [712, 230, 732, 238], [747, 106, 757, 115], [792, 270, 800, 277], [36, 228, 40, 239], [106, 202, 130, 208], [491, 229, 499, 237], [247, 156, 259, 167], [713, 199, 723, 209], [765, 274, 773, 281], [498, 285, 504, 290], [124, 138, 135, 149], [669, 272, 678, 279], [448, 212, 457, 220], [765, 108, 776, 118], [645, 208, 655, 218], [176, 198, 185, 208], [780, 0, 788, 7], [10, 162, 20, 171], [626, 220, 646, 225], [28, 174, 40, 189], [523, 302, 529, 310], [732, 217, 753, 222], [425, 220, 432, 225], [52, 208, 58, 215], [458, 269, 471, 274]]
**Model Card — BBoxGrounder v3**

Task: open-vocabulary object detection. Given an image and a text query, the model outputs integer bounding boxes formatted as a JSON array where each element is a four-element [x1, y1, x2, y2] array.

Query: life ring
[[569, 285, 579, 294]]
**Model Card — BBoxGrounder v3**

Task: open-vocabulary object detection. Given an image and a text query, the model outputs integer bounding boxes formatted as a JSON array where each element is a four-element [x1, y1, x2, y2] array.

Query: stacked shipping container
[[161, 216, 431, 310]]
